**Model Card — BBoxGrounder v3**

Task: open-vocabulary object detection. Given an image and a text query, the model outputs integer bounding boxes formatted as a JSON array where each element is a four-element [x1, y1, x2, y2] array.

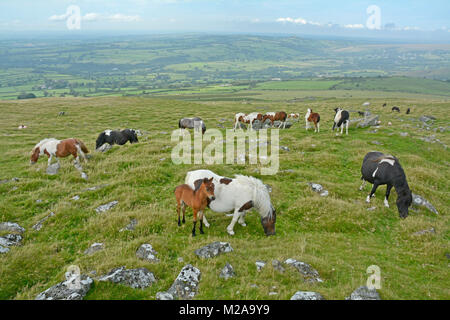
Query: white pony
[[185, 169, 276, 236], [305, 109, 312, 130]]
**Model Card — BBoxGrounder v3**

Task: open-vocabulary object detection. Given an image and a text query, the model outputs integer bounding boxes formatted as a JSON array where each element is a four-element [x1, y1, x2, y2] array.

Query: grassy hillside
[[0, 96, 449, 300]]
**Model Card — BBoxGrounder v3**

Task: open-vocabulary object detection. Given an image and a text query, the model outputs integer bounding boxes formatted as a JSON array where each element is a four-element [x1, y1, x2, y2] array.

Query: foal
[[305, 108, 320, 132], [174, 177, 215, 236]]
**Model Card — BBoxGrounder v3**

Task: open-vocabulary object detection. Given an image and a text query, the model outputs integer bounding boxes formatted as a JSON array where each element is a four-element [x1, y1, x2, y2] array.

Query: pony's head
[[261, 206, 276, 236], [396, 188, 412, 218], [201, 177, 215, 201], [125, 129, 139, 143], [30, 147, 40, 164], [334, 107, 341, 114]]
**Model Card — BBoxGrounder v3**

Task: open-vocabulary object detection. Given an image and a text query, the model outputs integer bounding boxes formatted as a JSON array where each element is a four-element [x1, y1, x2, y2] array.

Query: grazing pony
[[30, 138, 89, 169], [392, 106, 400, 112], [263, 111, 288, 129], [95, 129, 138, 149], [185, 169, 276, 236], [382, 103, 387, 107], [174, 177, 215, 236], [179, 117, 206, 134], [234, 112, 263, 131], [332, 108, 350, 135], [360, 151, 412, 218], [305, 108, 320, 133], [406, 108, 411, 114], [287, 113, 300, 121]]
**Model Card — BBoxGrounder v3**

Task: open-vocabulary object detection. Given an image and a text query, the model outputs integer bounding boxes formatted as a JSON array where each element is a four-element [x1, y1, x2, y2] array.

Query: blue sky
[[1, 0, 449, 40]]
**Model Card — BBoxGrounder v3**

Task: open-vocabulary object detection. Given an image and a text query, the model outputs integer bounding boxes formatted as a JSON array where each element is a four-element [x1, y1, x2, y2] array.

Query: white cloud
[[108, 14, 141, 22], [82, 13, 101, 21], [276, 17, 321, 26], [49, 12, 141, 23], [344, 24, 364, 29], [49, 13, 70, 21]]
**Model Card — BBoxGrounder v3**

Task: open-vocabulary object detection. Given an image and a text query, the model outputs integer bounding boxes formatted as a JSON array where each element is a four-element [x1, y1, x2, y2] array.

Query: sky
[[1, 0, 449, 41]]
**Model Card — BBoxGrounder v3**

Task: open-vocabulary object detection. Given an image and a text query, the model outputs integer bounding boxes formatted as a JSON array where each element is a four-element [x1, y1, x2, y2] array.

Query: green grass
[[0, 96, 449, 300]]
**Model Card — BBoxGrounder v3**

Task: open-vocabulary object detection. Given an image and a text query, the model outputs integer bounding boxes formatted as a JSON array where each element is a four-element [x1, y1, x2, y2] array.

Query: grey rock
[[284, 258, 323, 283], [268, 292, 278, 296], [58, 111, 65, 116], [46, 162, 60, 175], [256, 261, 266, 271], [194, 241, 233, 259], [119, 218, 137, 232], [219, 263, 235, 280], [399, 132, 409, 137], [0, 234, 23, 247], [371, 141, 384, 146], [95, 201, 118, 213], [71, 195, 80, 201], [308, 183, 329, 197], [156, 292, 174, 300], [84, 184, 108, 191], [280, 146, 290, 151], [412, 193, 439, 215], [0, 222, 25, 234], [157, 264, 201, 300], [0, 245, 10, 254], [80, 172, 88, 180], [99, 266, 156, 289], [252, 120, 263, 130], [419, 115, 436, 123], [272, 260, 285, 273], [96, 143, 112, 152], [136, 244, 160, 263], [84, 243, 104, 255], [290, 291, 325, 300], [413, 227, 436, 236], [0, 177, 19, 185], [35, 274, 93, 300], [346, 286, 381, 300], [357, 115, 379, 128], [32, 212, 55, 231]]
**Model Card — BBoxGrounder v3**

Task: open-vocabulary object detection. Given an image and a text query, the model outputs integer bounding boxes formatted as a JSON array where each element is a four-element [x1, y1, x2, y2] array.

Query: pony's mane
[[372, 154, 396, 163], [233, 174, 273, 218]]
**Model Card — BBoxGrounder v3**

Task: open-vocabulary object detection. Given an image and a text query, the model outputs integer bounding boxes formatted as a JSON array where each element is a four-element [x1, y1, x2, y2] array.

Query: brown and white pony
[[305, 108, 320, 132], [263, 111, 288, 129], [234, 112, 263, 131], [30, 138, 89, 169], [287, 113, 300, 121]]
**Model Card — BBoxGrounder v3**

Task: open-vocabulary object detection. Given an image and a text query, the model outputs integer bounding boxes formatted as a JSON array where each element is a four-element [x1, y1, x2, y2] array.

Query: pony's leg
[[359, 179, 366, 191], [314, 122, 317, 133], [317, 122, 320, 133], [47, 154, 53, 166], [202, 213, 210, 228], [384, 184, 393, 208], [226, 208, 241, 236], [192, 209, 198, 237], [181, 202, 186, 224], [238, 211, 247, 227], [305, 120, 309, 130], [283, 121, 286, 129], [177, 201, 181, 226], [198, 211, 204, 234], [366, 183, 379, 203], [346, 121, 349, 135]]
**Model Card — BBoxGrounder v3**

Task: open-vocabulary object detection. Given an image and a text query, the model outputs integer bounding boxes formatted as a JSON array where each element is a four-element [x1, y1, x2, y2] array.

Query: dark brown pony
[[175, 177, 215, 236], [263, 111, 287, 128]]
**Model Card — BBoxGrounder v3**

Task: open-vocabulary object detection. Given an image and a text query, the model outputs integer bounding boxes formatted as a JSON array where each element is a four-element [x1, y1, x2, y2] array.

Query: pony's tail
[[76, 139, 89, 153]]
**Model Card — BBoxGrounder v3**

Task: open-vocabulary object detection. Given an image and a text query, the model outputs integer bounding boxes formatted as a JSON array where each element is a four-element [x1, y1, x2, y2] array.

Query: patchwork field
[[0, 96, 449, 300]]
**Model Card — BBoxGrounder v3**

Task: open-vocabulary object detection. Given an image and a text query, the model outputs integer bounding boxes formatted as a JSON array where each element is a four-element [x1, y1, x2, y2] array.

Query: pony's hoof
[[204, 222, 210, 228], [239, 222, 246, 227], [227, 229, 235, 236]]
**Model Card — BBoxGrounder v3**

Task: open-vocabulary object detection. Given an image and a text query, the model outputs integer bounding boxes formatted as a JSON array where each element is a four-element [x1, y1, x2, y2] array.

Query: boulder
[[46, 162, 60, 175], [35, 275, 93, 300], [255, 261, 266, 272], [413, 227, 435, 236], [157, 264, 201, 300], [95, 201, 118, 213], [96, 143, 112, 152], [284, 258, 323, 283], [84, 243, 104, 255], [120, 219, 137, 232], [0, 222, 25, 234], [412, 193, 439, 215], [99, 266, 156, 289], [219, 263, 235, 280], [0, 245, 9, 254], [0, 234, 23, 247], [357, 115, 379, 128], [194, 241, 233, 258], [32, 212, 55, 231], [308, 183, 329, 197], [346, 286, 381, 300], [136, 244, 160, 263], [272, 260, 285, 273], [251, 120, 264, 130], [290, 291, 325, 300]]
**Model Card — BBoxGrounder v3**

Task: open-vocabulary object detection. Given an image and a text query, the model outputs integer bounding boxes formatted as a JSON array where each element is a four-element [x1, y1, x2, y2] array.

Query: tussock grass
[[0, 96, 449, 300]]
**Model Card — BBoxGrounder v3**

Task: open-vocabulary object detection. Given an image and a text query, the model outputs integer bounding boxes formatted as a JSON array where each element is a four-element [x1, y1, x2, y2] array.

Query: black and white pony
[[95, 129, 139, 149], [360, 151, 412, 218], [332, 108, 350, 135], [392, 106, 400, 112], [179, 117, 206, 134]]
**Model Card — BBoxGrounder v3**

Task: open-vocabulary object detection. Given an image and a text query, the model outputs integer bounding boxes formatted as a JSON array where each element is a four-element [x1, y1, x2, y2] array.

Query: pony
[[287, 113, 300, 121], [233, 112, 263, 131], [179, 117, 206, 134], [30, 138, 89, 169], [406, 108, 411, 114], [392, 106, 400, 112], [360, 151, 412, 218], [332, 108, 350, 135], [305, 108, 320, 133], [382, 103, 387, 107], [263, 111, 287, 129], [185, 169, 276, 236], [174, 177, 215, 236], [95, 129, 139, 149]]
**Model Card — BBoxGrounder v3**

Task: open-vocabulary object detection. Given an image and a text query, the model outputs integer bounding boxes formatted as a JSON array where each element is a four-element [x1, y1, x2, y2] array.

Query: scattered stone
[[0, 222, 25, 234], [157, 264, 201, 300], [280, 146, 290, 152], [119, 218, 137, 232], [290, 291, 325, 300], [36, 199, 43, 203], [219, 263, 235, 280], [0, 234, 23, 247], [84, 243, 104, 255], [96, 143, 112, 152], [412, 193, 439, 215], [95, 201, 118, 213], [357, 115, 379, 128], [136, 244, 160, 263], [32, 212, 55, 231], [84, 184, 108, 191], [419, 115, 436, 123], [413, 227, 436, 236], [35, 274, 93, 300], [0, 177, 19, 185], [308, 183, 329, 197], [399, 132, 409, 137], [80, 172, 88, 180], [58, 111, 65, 116], [46, 163, 60, 175], [0, 245, 9, 254], [371, 141, 384, 146], [272, 260, 285, 273], [71, 195, 80, 201], [99, 266, 156, 289], [268, 292, 278, 296], [284, 258, 323, 283], [194, 241, 233, 259], [367, 207, 377, 211], [346, 286, 381, 300], [177, 257, 184, 263], [250, 284, 258, 288], [255, 261, 266, 272]]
